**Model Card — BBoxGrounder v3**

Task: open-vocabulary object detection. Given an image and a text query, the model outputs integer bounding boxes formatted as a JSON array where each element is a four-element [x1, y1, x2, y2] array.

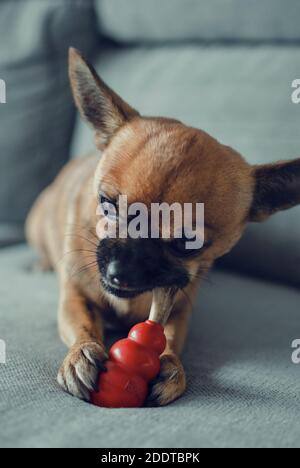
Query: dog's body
[[26, 49, 300, 405]]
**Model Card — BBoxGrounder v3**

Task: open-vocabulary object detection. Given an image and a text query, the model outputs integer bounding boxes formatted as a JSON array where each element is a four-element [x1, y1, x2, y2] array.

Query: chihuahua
[[26, 48, 300, 406]]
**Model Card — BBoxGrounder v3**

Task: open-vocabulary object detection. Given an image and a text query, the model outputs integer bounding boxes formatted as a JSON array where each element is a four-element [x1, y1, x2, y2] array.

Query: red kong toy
[[91, 320, 166, 408]]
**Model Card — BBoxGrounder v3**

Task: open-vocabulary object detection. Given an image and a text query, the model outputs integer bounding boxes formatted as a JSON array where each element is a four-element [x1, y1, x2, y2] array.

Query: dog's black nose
[[106, 260, 129, 288]]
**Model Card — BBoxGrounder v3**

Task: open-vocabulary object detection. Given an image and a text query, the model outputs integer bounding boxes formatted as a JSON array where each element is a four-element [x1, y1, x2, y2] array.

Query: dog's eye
[[99, 195, 118, 220], [168, 237, 211, 257]]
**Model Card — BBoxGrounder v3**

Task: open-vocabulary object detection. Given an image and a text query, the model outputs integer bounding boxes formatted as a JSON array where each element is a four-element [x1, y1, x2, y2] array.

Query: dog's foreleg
[[57, 282, 108, 401]]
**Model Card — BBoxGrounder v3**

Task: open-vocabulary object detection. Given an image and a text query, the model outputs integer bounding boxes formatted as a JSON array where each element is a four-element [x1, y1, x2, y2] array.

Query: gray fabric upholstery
[[0, 245, 300, 448], [0, 225, 24, 247], [0, 0, 97, 239], [95, 0, 300, 43], [72, 44, 300, 286]]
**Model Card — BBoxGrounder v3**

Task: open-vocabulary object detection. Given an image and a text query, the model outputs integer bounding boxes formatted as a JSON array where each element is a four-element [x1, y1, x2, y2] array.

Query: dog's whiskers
[[68, 260, 98, 281], [179, 287, 193, 309], [57, 249, 96, 266], [189, 270, 213, 285], [64, 233, 98, 248], [65, 223, 99, 241]]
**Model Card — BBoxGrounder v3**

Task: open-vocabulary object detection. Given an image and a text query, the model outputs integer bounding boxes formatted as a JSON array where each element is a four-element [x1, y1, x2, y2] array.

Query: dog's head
[[69, 48, 300, 298]]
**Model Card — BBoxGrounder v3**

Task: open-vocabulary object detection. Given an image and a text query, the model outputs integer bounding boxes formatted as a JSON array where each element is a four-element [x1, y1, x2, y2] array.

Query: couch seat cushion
[[0, 245, 300, 448]]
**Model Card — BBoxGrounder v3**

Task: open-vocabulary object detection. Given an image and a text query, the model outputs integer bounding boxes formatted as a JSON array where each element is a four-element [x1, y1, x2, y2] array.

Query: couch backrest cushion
[[95, 0, 300, 43], [0, 0, 97, 243]]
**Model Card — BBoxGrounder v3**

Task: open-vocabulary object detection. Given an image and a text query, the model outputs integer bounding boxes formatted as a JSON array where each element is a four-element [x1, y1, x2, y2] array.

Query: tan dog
[[26, 48, 300, 406]]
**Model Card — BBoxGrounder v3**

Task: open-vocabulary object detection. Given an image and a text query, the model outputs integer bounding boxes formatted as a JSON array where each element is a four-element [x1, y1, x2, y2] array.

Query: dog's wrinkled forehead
[[94, 118, 252, 225]]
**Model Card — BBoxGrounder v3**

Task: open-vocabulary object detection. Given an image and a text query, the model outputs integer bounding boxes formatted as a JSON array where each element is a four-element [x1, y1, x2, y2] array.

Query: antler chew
[[149, 287, 177, 325]]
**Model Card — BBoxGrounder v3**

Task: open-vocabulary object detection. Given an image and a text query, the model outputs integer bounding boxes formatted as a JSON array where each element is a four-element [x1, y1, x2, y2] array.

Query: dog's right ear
[[69, 48, 139, 148], [249, 158, 300, 221]]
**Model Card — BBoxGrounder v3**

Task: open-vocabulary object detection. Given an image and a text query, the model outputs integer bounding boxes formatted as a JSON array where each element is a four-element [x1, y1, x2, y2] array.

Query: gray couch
[[1, 0, 300, 448]]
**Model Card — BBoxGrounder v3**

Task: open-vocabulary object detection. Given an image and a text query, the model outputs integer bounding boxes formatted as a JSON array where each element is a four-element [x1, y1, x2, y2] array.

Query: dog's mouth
[[101, 278, 151, 299]]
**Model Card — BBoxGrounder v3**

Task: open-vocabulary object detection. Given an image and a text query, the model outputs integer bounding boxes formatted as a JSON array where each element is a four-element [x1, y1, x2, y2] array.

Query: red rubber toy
[[91, 320, 166, 408]]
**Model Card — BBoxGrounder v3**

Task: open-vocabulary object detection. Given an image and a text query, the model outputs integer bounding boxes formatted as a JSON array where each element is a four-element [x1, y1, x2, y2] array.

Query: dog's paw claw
[[57, 342, 108, 401], [146, 354, 186, 407]]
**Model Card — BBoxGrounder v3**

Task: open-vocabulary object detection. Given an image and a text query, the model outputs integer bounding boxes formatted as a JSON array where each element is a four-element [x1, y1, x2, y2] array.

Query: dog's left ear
[[68, 47, 139, 148], [249, 158, 300, 221]]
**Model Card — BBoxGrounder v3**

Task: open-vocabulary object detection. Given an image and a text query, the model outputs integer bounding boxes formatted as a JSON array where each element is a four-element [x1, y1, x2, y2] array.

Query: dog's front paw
[[57, 342, 108, 401], [146, 354, 186, 406]]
